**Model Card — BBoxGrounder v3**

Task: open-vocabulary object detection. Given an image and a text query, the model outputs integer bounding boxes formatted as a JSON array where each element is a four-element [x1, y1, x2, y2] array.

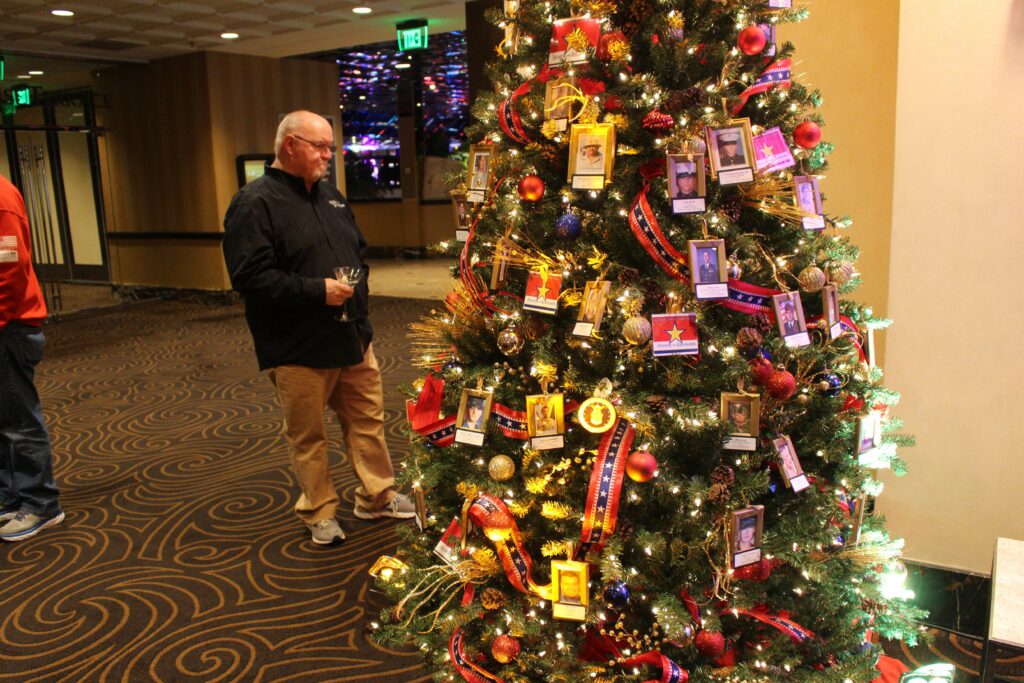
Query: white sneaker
[[307, 518, 346, 545], [353, 493, 417, 520]]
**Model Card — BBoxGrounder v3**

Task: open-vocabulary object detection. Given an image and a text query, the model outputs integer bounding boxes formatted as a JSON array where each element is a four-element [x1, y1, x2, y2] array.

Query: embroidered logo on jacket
[[328, 200, 346, 209]]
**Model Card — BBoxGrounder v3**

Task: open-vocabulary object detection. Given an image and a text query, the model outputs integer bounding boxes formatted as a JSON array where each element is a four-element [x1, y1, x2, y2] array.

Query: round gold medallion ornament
[[578, 396, 617, 433], [488, 454, 516, 481]]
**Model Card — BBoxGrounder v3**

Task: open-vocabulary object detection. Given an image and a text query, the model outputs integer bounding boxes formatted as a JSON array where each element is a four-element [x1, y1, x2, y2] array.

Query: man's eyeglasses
[[292, 134, 337, 154]]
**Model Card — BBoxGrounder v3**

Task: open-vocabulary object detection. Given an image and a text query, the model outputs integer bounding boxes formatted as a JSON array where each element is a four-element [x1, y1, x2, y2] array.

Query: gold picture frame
[[568, 123, 615, 189], [551, 558, 589, 621], [706, 118, 756, 184], [467, 144, 495, 202]]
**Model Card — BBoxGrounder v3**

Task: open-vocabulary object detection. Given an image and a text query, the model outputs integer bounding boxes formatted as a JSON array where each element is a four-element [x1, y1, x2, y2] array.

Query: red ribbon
[[467, 493, 554, 599], [619, 651, 689, 683], [450, 628, 506, 683]]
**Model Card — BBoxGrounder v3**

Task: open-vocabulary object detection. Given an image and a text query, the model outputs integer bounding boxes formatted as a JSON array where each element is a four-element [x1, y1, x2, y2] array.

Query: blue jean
[[0, 322, 60, 516]]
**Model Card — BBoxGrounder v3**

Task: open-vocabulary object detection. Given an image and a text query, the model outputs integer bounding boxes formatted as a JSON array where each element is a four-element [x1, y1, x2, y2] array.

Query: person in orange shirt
[[0, 174, 63, 542]]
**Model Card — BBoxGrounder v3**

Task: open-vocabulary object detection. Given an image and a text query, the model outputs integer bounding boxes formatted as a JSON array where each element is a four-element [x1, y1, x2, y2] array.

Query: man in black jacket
[[223, 110, 414, 546]]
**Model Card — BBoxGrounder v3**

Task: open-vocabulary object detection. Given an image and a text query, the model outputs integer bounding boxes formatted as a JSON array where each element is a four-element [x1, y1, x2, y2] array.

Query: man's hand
[[325, 278, 354, 306]]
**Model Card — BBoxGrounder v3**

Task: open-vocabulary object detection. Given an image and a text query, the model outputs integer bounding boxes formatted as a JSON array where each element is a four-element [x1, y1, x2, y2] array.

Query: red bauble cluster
[[642, 109, 675, 133], [491, 634, 521, 664], [517, 174, 545, 202], [695, 630, 726, 658], [604, 94, 624, 112], [625, 450, 658, 482], [766, 369, 797, 400], [737, 26, 767, 55], [793, 120, 822, 149]]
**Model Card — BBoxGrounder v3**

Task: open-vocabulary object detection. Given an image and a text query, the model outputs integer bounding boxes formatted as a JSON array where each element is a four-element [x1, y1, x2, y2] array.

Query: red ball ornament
[[766, 369, 797, 400], [491, 634, 521, 664], [695, 630, 726, 659], [749, 355, 774, 386], [517, 175, 545, 202], [625, 451, 658, 483], [793, 120, 822, 149], [737, 26, 767, 56]]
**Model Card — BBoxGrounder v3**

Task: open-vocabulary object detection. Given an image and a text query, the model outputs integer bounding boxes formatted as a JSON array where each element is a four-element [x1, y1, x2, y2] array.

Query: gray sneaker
[[307, 518, 346, 545], [353, 493, 417, 520], [0, 510, 65, 542]]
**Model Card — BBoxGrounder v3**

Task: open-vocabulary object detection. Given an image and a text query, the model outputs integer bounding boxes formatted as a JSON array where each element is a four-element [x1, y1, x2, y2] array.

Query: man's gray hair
[[274, 110, 324, 157]]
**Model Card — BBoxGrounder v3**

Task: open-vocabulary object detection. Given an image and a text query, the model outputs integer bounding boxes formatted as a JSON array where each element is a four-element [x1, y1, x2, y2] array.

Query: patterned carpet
[[0, 296, 433, 683]]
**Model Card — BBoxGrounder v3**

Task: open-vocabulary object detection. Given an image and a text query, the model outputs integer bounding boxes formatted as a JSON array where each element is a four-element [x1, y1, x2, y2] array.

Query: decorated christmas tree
[[371, 1, 924, 681]]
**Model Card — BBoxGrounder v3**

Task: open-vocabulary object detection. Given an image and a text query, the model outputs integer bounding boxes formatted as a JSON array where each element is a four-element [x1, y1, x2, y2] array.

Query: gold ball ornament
[[828, 261, 856, 286], [497, 327, 525, 356], [578, 396, 618, 433], [488, 454, 516, 481], [622, 316, 653, 344], [491, 634, 521, 664], [798, 265, 827, 293]]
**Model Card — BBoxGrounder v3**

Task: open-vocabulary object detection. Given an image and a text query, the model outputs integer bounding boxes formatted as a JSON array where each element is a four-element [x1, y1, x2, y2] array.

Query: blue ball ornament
[[768, 482, 778, 494], [818, 371, 842, 397], [555, 212, 583, 240], [603, 580, 630, 608]]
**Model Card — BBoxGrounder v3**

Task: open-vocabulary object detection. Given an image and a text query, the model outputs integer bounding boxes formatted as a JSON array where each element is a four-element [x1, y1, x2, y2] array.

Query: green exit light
[[0, 56, 5, 81], [397, 19, 428, 52], [12, 85, 31, 107]]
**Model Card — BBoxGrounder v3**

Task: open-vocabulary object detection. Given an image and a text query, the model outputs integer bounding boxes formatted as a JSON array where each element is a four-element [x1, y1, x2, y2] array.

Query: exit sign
[[397, 19, 428, 52], [11, 84, 30, 107]]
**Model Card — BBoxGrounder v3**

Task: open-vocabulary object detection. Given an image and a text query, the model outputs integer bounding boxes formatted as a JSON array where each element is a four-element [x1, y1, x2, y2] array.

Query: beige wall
[[787, 2, 900, 366], [876, 1, 1024, 574], [95, 52, 339, 290]]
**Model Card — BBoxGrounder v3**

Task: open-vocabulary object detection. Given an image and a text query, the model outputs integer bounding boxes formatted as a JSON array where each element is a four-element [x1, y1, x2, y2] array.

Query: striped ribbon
[[619, 651, 689, 683], [498, 80, 532, 145], [450, 628, 506, 683], [577, 418, 634, 558], [467, 493, 554, 599], [627, 183, 780, 317], [732, 608, 816, 644]]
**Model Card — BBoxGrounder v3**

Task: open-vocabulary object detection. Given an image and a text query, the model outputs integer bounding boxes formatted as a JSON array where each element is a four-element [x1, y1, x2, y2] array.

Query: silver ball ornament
[[497, 328, 524, 356]]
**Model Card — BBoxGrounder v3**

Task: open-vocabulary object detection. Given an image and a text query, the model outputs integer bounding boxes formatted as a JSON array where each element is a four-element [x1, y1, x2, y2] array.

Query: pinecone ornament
[[481, 588, 507, 610], [711, 465, 735, 486], [710, 465, 735, 500], [736, 327, 763, 351], [664, 87, 705, 114], [613, 0, 655, 38], [646, 394, 670, 414], [521, 314, 549, 341], [642, 279, 667, 311], [617, 266, 640, 286], [720, 193, 743, 223]]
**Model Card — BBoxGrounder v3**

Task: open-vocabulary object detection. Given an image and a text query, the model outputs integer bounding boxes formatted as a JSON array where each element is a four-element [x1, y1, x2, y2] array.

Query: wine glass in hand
[[333, 266, 364, 322]]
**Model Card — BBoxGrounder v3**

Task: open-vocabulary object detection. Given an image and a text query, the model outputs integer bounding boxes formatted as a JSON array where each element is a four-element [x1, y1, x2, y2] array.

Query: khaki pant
[[269, 344, 395, 523]]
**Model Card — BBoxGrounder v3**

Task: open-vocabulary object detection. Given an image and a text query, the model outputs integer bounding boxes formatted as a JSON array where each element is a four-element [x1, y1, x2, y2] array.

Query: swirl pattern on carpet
[[0, 297, 433, 682]]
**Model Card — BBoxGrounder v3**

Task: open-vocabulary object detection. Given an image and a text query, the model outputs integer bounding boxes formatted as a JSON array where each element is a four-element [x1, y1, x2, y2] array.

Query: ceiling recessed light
[[395, 63, 411, 70], [221, 32, 239, 39], [17, 74, 31, 79], [352, 6, 372, 14], [28, 70, 44, 75], [51, 9, 74, 16]]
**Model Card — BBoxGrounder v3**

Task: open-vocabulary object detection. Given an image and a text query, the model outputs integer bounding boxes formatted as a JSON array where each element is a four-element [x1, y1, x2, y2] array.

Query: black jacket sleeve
[[222, 193, 326, 307]]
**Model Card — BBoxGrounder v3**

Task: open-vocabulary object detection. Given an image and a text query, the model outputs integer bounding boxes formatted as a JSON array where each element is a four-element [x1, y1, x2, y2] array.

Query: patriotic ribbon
[[731, 608, 816, 644], [406, 375, 580, 445], [619, 651, 689, 683], [467, 493, 554, 599], [731, 58, 792, 115], [627, 183, 780, 317], [450, 628, 506, 683], [577, 418, 634, 558], [492, 403, 529, 439], [498, 79, 533, 145]]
